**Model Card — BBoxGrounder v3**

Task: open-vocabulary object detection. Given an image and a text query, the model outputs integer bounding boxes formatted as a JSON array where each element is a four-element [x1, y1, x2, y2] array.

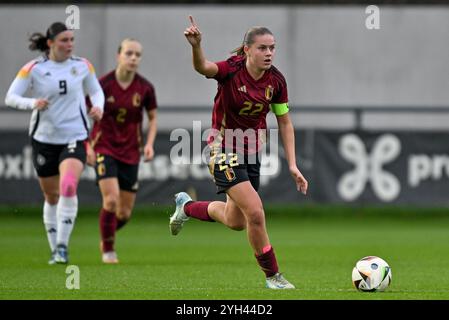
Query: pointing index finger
[[189, 15, 197, 27]]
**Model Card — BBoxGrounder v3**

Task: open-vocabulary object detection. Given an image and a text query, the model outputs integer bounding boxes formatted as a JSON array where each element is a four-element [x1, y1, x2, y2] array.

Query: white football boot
[[169, 192, 192, 235], [48, 250, 57, 265], [102, 251, 119, 264], [266, 273, 295, 289], [54, 244, 69, 264]]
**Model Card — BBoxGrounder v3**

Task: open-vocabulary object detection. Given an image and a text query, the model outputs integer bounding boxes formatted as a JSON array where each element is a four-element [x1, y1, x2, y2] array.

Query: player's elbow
[[4, 94, 12, 107], [4, 93, 17, 108], [277, 116, 293, 131], [194, 64, 207, 75], [194, 61, 217, 78]]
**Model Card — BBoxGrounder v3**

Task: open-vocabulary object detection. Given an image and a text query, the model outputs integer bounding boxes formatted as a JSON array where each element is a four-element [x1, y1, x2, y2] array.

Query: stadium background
[[1, 4, 449, 205], [1, 1, 449, 301]]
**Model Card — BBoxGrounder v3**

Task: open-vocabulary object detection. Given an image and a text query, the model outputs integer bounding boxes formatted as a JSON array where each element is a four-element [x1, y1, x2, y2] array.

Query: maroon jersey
[[90, 71, 157, 164], [209, 55, 288, 154]]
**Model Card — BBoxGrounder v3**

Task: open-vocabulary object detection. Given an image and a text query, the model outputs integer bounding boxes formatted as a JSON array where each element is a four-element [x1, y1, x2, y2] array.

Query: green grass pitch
[[1, 205, 449, 300]]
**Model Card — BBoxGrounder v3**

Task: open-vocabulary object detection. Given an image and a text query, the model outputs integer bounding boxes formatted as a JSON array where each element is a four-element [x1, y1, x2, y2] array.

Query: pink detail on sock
[[262, 245, 272, 254], [184, 201, 214, 222], [60, 172, 78, 197]]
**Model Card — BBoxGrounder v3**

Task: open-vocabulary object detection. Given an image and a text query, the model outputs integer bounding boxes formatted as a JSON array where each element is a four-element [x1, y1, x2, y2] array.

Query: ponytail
[[230, 45, 245, 56], [28, 33, 49, 52], [28, 22, 68, 52]]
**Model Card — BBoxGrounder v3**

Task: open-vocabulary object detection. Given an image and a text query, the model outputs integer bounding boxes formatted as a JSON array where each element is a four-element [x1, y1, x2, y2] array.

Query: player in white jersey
[[4, 22, 105, 264]]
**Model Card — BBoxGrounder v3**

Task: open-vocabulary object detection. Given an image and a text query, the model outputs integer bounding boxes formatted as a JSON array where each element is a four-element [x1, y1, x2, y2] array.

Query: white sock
[[56, 196, 78, 248], [43, 201, 57, 252]]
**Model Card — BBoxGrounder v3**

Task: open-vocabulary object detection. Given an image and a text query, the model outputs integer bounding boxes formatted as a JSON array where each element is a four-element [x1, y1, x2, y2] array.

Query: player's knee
[[117, 208, 132, 221], [60, 172, 78, 197], [44, 192, 59, 205], [245, 208, 265, 227], [103, 195, 119, 212]]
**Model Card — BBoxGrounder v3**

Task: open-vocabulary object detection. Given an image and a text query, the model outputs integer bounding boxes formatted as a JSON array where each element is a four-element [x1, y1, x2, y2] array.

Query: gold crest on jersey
[[132, 93, 141, 107], [70, 67, 78, 76], [97, 163, 106, 176], [107, 96, 115, 103], [224, 168, 236, 182], [265, 85, 274, 101]]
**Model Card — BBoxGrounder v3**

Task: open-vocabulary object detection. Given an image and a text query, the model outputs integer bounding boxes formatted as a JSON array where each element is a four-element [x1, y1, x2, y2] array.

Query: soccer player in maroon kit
[[170, 16, 308, 289], [87, 38, 157, 264]]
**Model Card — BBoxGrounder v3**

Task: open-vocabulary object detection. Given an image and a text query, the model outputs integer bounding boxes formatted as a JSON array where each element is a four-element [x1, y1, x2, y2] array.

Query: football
[[352, 256, 392, 292]]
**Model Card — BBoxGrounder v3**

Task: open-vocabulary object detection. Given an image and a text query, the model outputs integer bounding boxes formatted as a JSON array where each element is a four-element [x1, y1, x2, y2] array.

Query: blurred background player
[[4, 22, 104, 264], [170, 16, 308, 289], [87, 38, 158, 264]]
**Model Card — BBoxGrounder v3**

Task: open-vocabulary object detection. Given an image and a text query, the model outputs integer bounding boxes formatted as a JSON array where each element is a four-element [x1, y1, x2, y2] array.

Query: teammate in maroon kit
[[87, 38, 157, 264], [170, 16, 308, 289]]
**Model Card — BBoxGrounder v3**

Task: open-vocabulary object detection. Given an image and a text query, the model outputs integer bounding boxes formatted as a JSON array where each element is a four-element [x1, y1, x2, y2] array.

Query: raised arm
[[184, 15, 218, 78]]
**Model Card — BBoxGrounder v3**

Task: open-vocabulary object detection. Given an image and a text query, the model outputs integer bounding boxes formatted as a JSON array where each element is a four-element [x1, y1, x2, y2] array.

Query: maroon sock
[[184, 201, 215, 222], [116, 218, 129, 231], [255, 246, 279, 277], [99, 208, 117, 252]]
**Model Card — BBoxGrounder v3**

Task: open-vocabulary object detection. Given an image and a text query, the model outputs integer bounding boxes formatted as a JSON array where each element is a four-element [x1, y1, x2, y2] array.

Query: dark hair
[[231, 27, 273, 56], [28, 22, 68, 52]]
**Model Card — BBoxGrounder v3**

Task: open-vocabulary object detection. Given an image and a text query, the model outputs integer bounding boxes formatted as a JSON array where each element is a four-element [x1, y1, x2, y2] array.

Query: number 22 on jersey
[[239, 101, 264, 116]]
